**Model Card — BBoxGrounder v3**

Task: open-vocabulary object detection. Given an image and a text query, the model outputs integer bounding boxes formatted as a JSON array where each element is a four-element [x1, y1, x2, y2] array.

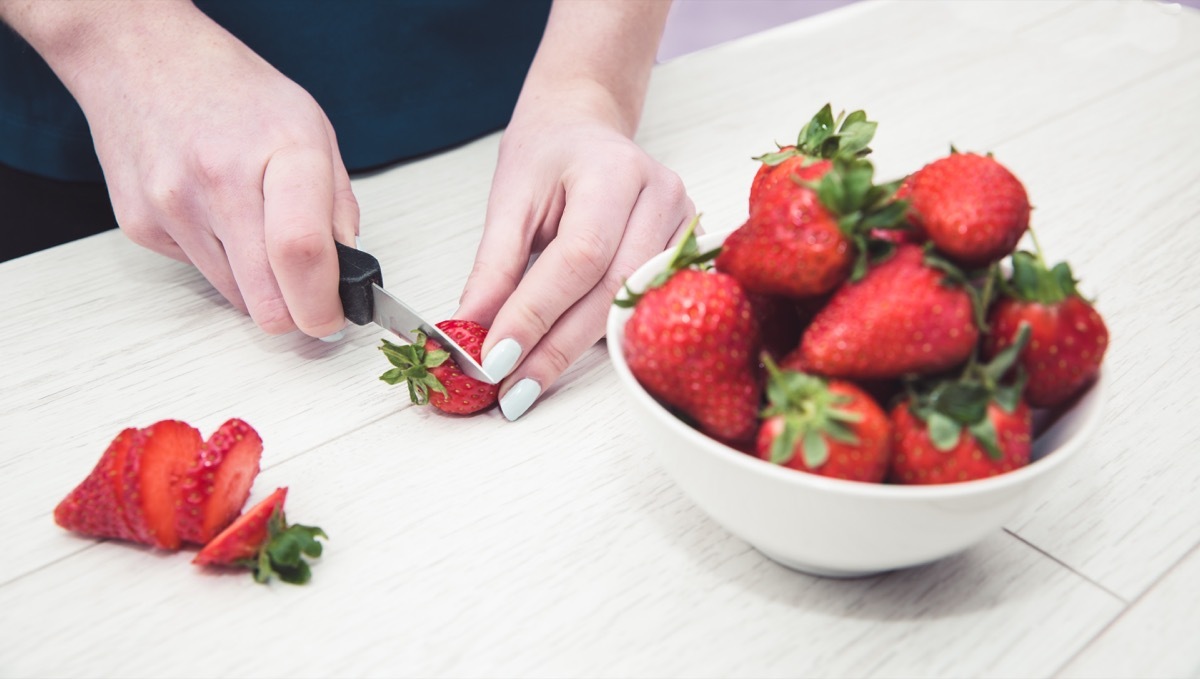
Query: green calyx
[[379, 333, 450, 405], [804, 154, 909, 280], [754, 103, 878, 165], [907, 324, 1031, 459], [613, 214, 718, 308], [761, 354, 863, 469], [1004, 228, 1078, 304], [236, 507, 327, 585]]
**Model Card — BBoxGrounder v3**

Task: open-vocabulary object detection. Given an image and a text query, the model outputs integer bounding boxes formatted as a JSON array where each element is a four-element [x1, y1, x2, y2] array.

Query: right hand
[[63, 4, 359, 338]]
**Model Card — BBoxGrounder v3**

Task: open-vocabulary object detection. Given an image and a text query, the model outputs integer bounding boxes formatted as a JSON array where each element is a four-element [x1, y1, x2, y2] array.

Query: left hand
[[455, 92, 695, 421]]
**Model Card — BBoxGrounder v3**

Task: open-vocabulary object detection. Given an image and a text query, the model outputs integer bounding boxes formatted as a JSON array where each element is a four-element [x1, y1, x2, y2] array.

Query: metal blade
[[371, 284, 496, 384]]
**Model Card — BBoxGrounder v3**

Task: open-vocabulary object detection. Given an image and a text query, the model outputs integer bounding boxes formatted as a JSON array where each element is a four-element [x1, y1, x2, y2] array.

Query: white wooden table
[[3, 2, 1199, 677]]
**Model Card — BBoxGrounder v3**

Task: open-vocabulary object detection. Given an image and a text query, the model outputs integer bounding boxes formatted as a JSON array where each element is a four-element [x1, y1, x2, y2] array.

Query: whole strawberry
[[379, 319, 499, 415], [904, 151, 1030, 267], [984, 237, 1108, 408], [889, 326, 1033, 484], [788, 244, 979, 380], [719, 155, 908, 299], [619, 219, 761, 443], [756, 356, 891, 483]]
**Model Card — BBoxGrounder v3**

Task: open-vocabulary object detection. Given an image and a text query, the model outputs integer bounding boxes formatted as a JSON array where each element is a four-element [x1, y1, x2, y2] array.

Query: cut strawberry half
[[54, 428, 140, 542], [119, 420, 203, 550], [194, 487, 326, 585], [176, 418, 263, 545]]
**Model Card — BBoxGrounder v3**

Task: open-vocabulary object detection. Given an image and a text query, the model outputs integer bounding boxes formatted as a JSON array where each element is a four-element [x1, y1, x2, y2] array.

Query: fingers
[[455, 180, 551, 328], [262, 146, 346, 339], [478, 169, 641, 391], [328, 121, 360, 247], [492, 170, 692, 421]]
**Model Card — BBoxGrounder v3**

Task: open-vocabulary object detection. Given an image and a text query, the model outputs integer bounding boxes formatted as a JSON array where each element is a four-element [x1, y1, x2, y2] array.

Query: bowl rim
[[604, 228, 1106, 500]]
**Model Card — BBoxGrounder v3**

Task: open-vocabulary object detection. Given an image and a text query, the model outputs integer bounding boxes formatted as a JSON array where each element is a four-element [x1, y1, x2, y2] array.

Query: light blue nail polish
[[483, 338, 522, 379], [355, 236, 362, 250], [500, 378, 541, 422], [318, 320, 347, 343]]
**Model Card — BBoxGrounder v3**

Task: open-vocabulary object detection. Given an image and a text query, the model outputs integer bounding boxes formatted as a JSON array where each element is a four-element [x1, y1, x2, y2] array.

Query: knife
[[335, 242, 497, 384]]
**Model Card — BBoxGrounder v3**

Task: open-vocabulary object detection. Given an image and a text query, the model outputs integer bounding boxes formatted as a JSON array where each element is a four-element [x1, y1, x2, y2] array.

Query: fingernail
[[500, 378, 541, 421], [482, 338, 522, 379], [318, 320, 347, 343], [355, 236, 362, 249]]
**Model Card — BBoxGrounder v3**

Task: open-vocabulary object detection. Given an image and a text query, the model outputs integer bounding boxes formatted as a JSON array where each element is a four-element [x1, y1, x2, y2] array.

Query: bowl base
[[754, 545, 892, 579]]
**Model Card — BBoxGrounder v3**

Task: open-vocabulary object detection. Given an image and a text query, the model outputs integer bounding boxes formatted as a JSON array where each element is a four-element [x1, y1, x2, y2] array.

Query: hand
[[47, 4, 359, 338], [455, 92, 695, 420]]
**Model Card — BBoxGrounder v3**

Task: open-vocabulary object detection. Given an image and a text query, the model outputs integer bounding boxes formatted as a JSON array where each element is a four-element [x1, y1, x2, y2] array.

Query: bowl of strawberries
[[606, 105, 1109, 577]]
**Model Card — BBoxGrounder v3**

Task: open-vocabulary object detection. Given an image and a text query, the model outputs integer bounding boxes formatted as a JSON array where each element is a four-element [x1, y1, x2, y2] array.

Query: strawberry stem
[[240, 507, 327, 585]]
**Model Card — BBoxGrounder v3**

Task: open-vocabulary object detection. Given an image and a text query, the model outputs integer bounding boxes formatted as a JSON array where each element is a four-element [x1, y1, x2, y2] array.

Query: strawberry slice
[[54, 428, 140, 542], [118, 420, 203, 550], [176, 419, 263, 545], [194, 487, 327, 584]]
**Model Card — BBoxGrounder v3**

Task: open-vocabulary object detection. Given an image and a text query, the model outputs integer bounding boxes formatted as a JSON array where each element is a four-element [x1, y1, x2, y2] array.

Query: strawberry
[[118, 419, 204, 550], [889, 325, 1033, 484], [903, 151, 1030, 267], [618, 217, 761, 443], [790, 244, 980, 380], [748, 103, 877, 210], [756, 356, 891, 483], [718, 155, 909, 299], [984, 235, 1108, 408], [379, 319, 498, 415], [54, 428, 141, 543], [194, 487, 327, 585], [176, 418, 264, 546]]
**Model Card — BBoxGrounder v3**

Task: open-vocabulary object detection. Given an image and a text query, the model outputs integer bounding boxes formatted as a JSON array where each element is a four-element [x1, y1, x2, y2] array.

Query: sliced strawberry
[[176, 418, 263, 545], [194, 487, 327, 585], [54, 428, 139, 542], [119, 420, 203, 550]]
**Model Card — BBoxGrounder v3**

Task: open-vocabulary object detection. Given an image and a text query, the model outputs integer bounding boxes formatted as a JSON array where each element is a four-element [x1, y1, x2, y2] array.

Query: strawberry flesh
[[120, 420, 203, 550], [176, 418, 263, 545], [194, 487, 287, 566]]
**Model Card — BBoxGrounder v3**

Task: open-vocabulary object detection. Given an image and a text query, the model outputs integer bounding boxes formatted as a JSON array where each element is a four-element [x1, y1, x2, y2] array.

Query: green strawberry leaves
[[238, 507, 327, 585], [756, 104, 878, 164], [908, 324, 1031, 459], [379, 333, 450, 405], [761, 355, 863, 468], [614, 214, 717, 308]]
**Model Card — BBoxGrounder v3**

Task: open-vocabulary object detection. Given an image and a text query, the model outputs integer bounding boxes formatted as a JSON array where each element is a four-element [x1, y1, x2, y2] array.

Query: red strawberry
[[791, 244, 980, 380], [890, 400, 1031, 484], [756, 357, 891, 483], [117, 419, 204, 550], [619, 218, 761, 443], [904, 151, 1030, 267], [889, 325, 1034, 484], [176, 418, 264, 545], [748, 103, 877, 210], [984, 242, 1109, 408], [54, 428, 140, 543], [379, 319, 498, 415], [719, 155, 909, 299], [194, 487, 327, 585]]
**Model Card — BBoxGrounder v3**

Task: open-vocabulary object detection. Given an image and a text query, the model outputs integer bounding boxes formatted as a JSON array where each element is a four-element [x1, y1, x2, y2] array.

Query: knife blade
[[335, 242, 496, 384]]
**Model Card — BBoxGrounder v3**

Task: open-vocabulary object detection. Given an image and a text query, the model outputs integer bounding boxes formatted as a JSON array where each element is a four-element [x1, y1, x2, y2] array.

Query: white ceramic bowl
[[606, 230, 1106, 577]]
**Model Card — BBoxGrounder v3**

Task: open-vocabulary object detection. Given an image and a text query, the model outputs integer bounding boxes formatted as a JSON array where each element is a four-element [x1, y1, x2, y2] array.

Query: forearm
[[0, 1, 220, 104], [517, 0, 672, 136]]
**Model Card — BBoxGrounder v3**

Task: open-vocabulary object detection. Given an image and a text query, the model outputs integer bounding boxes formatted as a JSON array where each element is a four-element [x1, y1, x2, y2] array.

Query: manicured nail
[[482, 338, 522, 379], [318, 321, 347, 343], [500, 378, 541, 422], [355, 236, 362, 249]]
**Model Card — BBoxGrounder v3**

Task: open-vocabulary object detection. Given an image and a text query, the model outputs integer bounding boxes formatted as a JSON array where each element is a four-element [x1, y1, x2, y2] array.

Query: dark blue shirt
[[0, 0, 551, 182]]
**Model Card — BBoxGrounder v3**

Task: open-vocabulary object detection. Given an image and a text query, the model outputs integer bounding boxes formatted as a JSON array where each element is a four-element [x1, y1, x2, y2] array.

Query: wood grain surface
[[2, 1, 1198, 677]]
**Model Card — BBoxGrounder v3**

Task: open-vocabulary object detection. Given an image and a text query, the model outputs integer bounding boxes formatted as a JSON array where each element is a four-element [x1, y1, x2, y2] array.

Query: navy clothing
[[0, 0, 552, 182]]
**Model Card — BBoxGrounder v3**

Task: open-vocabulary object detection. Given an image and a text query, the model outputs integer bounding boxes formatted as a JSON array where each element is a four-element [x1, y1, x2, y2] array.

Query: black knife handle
[[336, 241, 383, 326]]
